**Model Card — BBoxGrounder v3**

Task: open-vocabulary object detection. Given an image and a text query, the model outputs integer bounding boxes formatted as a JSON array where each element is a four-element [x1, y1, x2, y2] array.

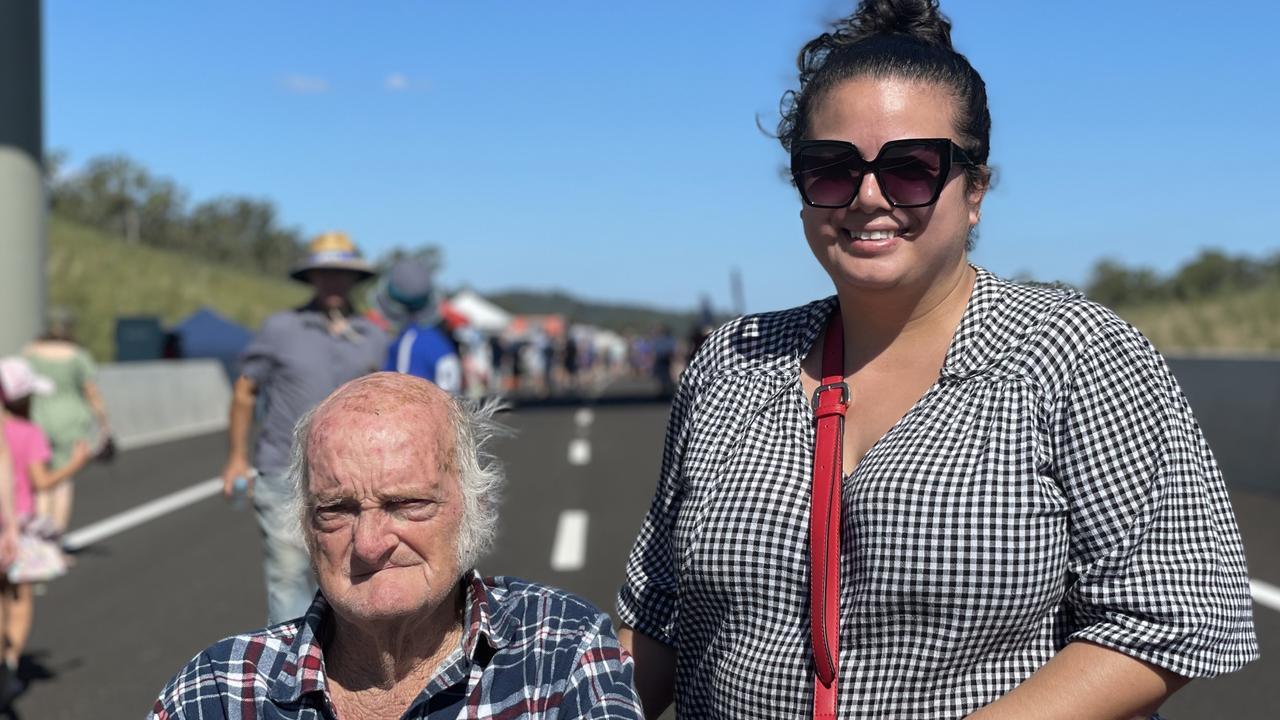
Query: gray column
[[0, 1, 45, 354]]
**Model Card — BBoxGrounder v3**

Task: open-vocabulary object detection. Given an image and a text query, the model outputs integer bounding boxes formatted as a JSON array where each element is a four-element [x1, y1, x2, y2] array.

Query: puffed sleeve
[[616, 361, 701, 646], [74, 347, 97, 384], [1050, 318, 1259, 677]]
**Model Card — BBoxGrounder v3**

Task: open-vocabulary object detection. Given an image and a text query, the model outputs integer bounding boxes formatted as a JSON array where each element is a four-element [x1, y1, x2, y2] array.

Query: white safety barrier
[[96, 360, 231, 450]]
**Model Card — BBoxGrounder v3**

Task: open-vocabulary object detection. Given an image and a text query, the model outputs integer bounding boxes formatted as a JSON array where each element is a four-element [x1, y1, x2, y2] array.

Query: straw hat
[[289, 231, 377, 282]]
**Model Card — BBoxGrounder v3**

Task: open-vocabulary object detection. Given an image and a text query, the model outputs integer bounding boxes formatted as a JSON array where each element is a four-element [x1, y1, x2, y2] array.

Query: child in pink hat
[[0, 356, 91, 699]]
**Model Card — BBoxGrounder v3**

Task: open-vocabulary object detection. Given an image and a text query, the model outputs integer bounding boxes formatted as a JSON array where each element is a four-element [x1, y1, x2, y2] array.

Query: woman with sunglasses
[[616, 1, 1258, 718]]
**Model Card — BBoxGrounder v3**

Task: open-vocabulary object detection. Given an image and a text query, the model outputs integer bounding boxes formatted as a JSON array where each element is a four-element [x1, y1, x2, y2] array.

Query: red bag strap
[[810, 311, 847, 719]]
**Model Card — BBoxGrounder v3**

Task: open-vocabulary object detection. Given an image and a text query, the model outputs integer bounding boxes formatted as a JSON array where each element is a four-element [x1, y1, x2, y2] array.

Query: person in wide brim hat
[[289, 231, 377, 283]]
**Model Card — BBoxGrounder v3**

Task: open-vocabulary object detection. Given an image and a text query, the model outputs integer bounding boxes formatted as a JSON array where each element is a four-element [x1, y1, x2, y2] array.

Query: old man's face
[[305, 390, 464, 624]]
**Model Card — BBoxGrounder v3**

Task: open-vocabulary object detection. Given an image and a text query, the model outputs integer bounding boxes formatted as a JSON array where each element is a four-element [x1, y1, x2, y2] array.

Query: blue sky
[[46, 0, 1280, 314]]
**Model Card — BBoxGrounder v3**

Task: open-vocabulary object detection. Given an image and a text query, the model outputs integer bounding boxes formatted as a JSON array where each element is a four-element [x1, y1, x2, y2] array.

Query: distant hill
[[482, 289, 705, 335], [46, 214, 1280, 361], [1112, 285, 1280, 353]]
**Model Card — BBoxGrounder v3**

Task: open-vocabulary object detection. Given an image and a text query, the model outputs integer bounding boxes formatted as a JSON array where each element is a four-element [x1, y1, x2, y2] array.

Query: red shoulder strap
[[810, 311, 847, 719]]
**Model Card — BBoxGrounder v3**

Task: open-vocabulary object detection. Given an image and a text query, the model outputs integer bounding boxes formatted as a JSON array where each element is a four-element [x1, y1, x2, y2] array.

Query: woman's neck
[[834, 262, 975, 369]]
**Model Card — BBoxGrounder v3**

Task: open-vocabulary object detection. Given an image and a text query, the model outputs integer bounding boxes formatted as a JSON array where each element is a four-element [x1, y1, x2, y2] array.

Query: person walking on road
[[154, 373, 642, 720], [221, 231, 388, 626], [22, 308, 112, 536], [0, 357, 90, 704], [617, 2, 1258, 718], [377, 258, 464, 395]]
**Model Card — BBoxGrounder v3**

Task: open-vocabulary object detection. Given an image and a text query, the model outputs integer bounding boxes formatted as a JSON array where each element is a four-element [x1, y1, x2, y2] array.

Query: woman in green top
[[22, 308, 111, 533]]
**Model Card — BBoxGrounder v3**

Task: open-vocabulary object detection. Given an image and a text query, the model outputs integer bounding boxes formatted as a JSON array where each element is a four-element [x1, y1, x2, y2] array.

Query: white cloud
[[279, 74, 330, 94], [384, 73, 411, 92]]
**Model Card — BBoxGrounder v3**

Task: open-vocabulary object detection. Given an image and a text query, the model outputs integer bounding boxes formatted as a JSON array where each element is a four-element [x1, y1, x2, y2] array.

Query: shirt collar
[[266, 571, 510, 705], [461, 570, 516, 656], [789, 265, 1007, 382], [267, 592, 332, 704]]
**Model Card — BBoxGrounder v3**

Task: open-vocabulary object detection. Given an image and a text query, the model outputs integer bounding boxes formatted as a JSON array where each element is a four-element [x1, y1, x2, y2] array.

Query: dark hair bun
[[842, 0, 954, 51]]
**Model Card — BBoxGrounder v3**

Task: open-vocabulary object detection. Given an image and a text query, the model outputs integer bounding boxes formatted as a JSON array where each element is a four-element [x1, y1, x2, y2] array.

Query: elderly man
[[153, 373, 641, 719]]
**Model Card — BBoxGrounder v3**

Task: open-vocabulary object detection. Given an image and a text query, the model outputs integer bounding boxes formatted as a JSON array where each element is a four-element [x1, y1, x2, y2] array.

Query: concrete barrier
[[88, 356, 1279, 494], [96, 360, 230, 450]]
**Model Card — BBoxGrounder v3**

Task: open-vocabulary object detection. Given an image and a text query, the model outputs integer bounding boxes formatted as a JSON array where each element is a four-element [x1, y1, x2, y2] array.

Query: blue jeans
[[252, 472, 317, 626]]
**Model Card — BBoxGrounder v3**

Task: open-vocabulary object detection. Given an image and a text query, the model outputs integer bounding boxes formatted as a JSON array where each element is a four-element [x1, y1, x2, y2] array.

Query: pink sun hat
[[0, 356, 55, 401]]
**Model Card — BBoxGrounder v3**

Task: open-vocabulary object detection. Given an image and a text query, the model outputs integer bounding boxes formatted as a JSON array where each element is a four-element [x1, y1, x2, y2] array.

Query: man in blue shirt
[[379, 258, 463, 394]]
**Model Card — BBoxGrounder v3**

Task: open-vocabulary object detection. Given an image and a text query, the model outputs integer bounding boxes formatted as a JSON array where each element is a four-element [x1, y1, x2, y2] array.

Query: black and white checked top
[[618, 267, 1258, 719]]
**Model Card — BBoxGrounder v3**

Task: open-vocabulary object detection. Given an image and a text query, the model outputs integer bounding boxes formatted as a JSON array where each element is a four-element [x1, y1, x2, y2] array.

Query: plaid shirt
[[151, 573, 641, 719], [619, 267, 1258, 719]]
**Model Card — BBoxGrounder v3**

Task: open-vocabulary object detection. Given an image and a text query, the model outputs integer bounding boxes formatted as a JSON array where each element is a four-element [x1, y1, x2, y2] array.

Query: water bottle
[[230, 470, 255, 510]]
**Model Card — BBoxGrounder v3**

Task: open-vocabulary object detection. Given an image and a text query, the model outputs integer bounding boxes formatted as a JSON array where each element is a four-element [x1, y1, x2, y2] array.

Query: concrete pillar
[[0, 1, 45, 354]]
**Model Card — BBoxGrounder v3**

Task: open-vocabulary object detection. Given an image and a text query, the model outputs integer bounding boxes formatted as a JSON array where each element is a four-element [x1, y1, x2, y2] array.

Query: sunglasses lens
[[877, 143, 945, 206], [795, 145, 859, 207]]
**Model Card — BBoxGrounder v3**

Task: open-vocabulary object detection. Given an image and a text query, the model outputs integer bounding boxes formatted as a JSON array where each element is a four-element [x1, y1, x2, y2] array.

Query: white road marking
[[55, 471, 1280, 619], [1251, 578, 1280, 613], [550, 510, 589, 571], [63, 478, 223, 551], [574, 408, 594, 428], [568, 438, 591, 466]]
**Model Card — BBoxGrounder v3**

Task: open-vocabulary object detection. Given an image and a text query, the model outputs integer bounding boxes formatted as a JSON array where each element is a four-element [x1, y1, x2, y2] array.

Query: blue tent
[[173, 307, 254, 379]]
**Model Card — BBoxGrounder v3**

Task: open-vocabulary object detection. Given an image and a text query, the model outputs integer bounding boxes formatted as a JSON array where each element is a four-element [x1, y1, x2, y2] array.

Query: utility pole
[[0, 1, 45, 354], [730, 266, 745, 318]]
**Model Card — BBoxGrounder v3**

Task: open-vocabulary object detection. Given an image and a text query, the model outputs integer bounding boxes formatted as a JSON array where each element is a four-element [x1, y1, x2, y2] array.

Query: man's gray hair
[[285, 395, 507, 571]]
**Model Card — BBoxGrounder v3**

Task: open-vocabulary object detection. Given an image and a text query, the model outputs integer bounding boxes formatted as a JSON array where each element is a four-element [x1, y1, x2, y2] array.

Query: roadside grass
[[48, 215, 309, 361], [46, 214, 1280, 360], [1113, 284, 1280, 354]]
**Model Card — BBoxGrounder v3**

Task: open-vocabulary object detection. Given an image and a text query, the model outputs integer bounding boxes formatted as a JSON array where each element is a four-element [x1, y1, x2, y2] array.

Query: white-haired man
[[152, 373, 641, 719]]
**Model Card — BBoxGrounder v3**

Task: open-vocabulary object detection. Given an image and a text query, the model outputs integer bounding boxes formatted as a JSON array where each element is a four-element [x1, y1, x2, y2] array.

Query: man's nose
[[351, 510, 397, 565]]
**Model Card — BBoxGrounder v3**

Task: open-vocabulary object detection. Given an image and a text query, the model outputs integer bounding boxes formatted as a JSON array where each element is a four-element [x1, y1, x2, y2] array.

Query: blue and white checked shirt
[[151, 573, 642, 719]]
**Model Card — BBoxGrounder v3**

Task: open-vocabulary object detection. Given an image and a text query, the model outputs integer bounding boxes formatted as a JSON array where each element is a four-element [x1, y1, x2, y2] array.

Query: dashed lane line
[[568, 438, 592, 466], [550, 510, 589, 571], [57, 475, 1280, 617]]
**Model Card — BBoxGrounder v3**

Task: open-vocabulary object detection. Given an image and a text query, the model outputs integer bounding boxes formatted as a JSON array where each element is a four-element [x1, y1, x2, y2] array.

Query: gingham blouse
[[618, 267, 1258, 719]]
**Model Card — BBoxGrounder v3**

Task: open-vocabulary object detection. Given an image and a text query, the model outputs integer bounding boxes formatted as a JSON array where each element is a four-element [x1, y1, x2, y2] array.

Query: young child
[[0, 357, 89, 700]]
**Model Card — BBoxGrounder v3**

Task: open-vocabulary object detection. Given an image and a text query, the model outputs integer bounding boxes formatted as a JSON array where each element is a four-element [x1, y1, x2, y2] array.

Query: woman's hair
[[43, 306, 78, 343], [778, 0, 992, 196], [0, 385, 31, 420]]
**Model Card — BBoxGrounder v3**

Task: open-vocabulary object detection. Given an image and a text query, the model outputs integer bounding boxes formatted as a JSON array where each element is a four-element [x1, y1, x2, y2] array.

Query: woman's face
[[800, 76, 985, 295]]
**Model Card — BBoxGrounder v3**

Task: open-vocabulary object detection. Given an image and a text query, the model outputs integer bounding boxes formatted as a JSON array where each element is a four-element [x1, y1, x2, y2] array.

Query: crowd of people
[[4, 0, 1265, 718]]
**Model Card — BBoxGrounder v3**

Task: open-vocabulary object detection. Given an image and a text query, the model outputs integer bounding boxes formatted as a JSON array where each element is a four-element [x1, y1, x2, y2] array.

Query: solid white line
[[568, 438, 591, 466], [63, 477, 223, 551], [550, 510, 588, 571], [1251, 578, 1280, 613]]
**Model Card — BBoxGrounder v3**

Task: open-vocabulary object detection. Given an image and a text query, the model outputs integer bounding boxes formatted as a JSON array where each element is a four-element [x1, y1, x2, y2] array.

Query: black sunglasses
[[790, 138, 976, 209]]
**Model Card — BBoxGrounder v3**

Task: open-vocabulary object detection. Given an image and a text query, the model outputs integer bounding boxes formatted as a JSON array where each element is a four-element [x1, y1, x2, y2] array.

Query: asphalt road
[[10, 399, 1279, 719]]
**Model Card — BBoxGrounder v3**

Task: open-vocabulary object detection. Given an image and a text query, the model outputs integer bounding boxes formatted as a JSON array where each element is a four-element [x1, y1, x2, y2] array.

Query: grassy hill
[[49, 216, 309, 361], [46, 215, 1280, 361], [1112, 284, 1280, 354]]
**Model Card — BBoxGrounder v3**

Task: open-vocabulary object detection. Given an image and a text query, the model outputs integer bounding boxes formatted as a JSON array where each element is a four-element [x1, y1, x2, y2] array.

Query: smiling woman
[[615, 1, 1259, 719]]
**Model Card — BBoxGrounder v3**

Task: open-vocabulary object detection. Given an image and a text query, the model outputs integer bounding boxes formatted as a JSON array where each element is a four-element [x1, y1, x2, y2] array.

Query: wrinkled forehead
[[306, 400, 456, 492]]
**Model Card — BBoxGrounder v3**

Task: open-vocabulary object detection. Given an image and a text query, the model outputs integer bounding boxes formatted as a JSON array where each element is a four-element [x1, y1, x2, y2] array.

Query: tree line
[[47, 151, 306, 277], [1084, 250, 1280, 308]]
